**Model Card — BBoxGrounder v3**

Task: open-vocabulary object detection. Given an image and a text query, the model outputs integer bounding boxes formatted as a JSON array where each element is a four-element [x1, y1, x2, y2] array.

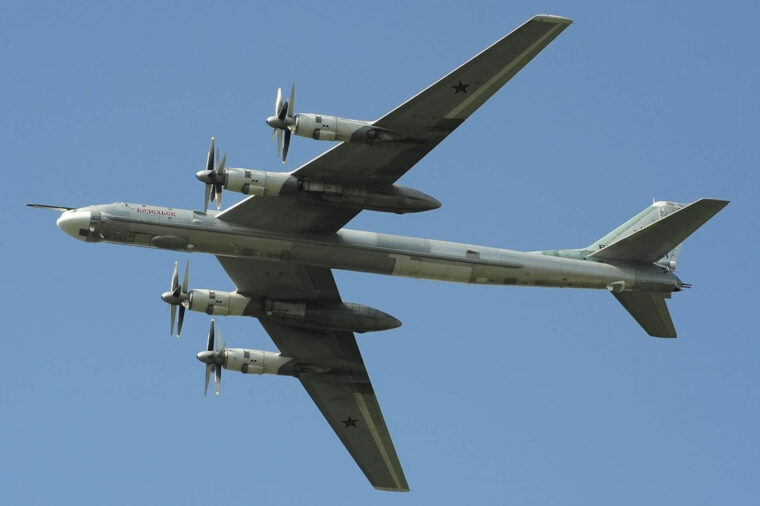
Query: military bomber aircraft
[[29, 15, 728, 492]]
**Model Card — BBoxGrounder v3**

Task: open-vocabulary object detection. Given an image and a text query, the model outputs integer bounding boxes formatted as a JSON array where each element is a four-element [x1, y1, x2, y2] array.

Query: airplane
[[28, 15, 728, 492]]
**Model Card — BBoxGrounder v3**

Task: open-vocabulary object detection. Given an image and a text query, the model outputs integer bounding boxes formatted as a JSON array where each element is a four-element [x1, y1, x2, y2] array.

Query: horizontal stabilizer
[[590, 199, 728, 263], [613, 292, 676, 338]]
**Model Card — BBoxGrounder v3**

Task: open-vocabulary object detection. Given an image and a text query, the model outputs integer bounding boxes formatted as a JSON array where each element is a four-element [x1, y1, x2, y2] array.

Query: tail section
[[613, 292, 677, 338], [587, 199, 729, 267], [585, 199, 729, 338]]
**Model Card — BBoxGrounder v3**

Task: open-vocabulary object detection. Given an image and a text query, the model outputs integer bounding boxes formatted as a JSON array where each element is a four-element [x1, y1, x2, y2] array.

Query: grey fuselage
[[58, 202, 680, 293]]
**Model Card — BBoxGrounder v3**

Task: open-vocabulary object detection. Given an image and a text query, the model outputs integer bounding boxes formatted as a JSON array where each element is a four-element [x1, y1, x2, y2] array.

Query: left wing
[[216, 256, 408, 491], [217, 15, 571, 233]]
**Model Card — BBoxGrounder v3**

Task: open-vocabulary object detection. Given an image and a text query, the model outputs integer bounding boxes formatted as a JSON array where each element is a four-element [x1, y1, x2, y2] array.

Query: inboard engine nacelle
[[220, 168, 440, 214]]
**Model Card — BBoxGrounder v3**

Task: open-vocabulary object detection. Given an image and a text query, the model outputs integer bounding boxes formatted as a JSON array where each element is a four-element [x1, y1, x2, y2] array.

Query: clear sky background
[[3, 1, 758, 504]]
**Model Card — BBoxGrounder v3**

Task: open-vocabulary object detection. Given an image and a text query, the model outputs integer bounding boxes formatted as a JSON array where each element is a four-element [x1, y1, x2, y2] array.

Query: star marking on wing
[[341, 416, 358, 428], [451, 80, 470, 94]]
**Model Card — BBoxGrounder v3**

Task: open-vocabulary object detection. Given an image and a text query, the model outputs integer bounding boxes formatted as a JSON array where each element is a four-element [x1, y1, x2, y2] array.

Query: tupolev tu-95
[[29, 15, 727, 491]]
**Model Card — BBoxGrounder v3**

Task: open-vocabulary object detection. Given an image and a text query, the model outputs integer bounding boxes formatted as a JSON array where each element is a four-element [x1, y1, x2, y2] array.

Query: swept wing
[[216, 256, 408, 491], [217, 15, 572, 233], [213, 15, 572, 489]]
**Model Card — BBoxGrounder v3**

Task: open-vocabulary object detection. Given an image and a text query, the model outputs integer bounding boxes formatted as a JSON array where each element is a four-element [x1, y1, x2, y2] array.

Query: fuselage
[[56, 202, 680, 292]]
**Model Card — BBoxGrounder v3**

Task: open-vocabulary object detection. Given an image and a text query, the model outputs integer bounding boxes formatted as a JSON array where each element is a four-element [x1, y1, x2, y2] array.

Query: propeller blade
[[177, 305, 185, 338], [182, 262, 189, 293], [205, 137, 215, 173], [278, 100, 289, 121], [215, 365, 222, 395], [287, 84, 295, 117], [207, 319, 215, 351], [170, 261, 179, 292], [203, 184, 211, 214], [275, 87, 282, 115], [282, 130, 291, 164], [204, 364, 212, 396], [215, 154, 226, 209], [170, 304, 176, 336], [217, 153, 227, 174], [276, 129, 283, 158]]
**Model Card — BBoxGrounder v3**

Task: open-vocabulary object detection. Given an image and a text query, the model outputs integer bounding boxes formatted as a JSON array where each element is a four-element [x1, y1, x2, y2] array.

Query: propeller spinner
[[266, 84, 295, 163], [160, 261, 190, 337]]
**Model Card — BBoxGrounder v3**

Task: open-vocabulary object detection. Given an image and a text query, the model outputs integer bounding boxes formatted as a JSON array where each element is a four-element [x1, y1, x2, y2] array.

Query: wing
[[216, 256, 408, 491], [260, 319, 409, 492], [217, 14, 571, 233], [294, 14, 572, 185]]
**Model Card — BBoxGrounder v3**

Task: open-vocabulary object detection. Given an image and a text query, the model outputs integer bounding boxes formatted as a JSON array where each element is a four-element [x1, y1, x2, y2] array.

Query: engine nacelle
[[187, 290, 250, 316], [292, 114, 394, 143], [223, 348, 293, 375], [224, 169, 294, 197]]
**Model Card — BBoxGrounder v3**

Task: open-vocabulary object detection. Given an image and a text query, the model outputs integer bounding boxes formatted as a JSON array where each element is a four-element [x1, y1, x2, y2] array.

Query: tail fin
[[588, 199, 729, 338]]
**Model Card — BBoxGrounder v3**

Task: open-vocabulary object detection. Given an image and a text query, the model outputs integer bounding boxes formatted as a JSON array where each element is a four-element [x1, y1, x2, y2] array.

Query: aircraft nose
[[56, 210, 92, 240]]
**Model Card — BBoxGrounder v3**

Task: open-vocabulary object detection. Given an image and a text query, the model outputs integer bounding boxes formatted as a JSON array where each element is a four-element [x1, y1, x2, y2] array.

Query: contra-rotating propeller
[[195, 137, 227, 213], [196, 319, 226, 395], [160, 260, 190, 337], [265, 84, 295, 163]]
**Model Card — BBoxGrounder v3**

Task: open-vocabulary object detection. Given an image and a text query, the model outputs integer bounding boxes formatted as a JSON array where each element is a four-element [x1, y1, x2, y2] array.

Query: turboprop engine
[[265, 85, 397, 163], [194, 138, 439, 214], [160, 261, 402, 334], [195, 319, 295, 395]]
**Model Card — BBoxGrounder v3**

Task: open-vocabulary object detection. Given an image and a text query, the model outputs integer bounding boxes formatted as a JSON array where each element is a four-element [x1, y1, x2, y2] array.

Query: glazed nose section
[[56, 210, 92, 240]]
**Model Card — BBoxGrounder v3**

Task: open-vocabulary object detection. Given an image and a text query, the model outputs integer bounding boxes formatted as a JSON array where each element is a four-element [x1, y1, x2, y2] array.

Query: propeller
[[195, 137, 227, 213], [265, 84, 295, 163], [160, 261, 190, 337], [196, 319, 226, 395]]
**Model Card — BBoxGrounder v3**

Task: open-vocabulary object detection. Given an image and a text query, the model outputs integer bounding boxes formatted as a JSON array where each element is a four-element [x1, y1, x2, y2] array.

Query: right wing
[[259, 319, 409, 492], [216, 256, 408, 491]]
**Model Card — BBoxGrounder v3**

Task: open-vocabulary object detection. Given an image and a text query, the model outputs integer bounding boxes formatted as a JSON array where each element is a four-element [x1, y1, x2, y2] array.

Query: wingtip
[[373, 485, 410, 492], [533, 14, 573, 25]]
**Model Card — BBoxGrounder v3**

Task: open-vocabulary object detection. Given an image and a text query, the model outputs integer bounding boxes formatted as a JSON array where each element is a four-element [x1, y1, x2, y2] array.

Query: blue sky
[[3, 1, 759, 504]]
